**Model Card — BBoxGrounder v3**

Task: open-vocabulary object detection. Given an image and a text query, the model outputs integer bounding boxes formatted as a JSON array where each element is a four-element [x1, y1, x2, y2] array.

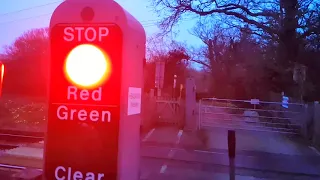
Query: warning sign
[[128, 87, 141, 115]]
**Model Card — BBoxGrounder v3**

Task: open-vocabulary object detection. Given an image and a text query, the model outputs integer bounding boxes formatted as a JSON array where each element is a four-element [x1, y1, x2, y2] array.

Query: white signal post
[[45, 0, 146, 180]]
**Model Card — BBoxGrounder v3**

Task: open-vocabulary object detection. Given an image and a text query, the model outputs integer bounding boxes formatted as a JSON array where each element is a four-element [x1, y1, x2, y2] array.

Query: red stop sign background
[[44, 23, 123, 180]]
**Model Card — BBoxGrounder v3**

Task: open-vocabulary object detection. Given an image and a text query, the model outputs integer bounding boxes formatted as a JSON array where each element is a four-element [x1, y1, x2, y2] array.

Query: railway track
[[0, 130, 44, 151], [0, 129, 44, 137], [0, 163, 35, 170], [0, 163, 43, 179]]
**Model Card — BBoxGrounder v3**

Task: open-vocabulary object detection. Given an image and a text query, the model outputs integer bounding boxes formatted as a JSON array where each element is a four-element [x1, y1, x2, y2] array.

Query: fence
[[198, 98, 307, 135], [154, 96, 184, 126], [141, 94, 157, 130], [141, 85, 320, 150], [141, 94, 185, 130]]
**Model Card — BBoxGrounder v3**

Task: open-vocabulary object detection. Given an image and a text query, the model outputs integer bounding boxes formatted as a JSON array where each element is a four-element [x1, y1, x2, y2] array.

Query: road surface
[[0, 126, 319, 179], [140, 145, 320, 180], [141, 126, 320, 179]]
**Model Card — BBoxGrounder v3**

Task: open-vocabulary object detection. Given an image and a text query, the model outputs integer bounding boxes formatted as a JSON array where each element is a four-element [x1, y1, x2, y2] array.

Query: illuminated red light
[[64, 44, 111, 89], [0, 63, 4, 97]]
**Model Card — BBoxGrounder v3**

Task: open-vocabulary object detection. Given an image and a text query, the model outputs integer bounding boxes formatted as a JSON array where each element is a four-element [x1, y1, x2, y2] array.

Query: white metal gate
[[198, 98, 307, 135], [156, 97, 183, 125]]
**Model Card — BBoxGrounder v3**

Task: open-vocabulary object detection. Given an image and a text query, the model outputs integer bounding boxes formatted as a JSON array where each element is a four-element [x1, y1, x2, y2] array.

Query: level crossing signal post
[[43, 0, 146, 180]]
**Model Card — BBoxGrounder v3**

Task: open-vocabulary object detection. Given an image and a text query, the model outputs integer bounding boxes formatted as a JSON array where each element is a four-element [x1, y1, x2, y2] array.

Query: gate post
[[313, 102, 320, 148], [184, 78, 197, 130]]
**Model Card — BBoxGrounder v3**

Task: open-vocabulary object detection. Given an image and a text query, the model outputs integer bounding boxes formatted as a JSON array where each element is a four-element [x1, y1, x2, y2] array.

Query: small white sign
[[128, 87, 142, 115], [250, 99, 260, 105], [282, 96, 289, 108]]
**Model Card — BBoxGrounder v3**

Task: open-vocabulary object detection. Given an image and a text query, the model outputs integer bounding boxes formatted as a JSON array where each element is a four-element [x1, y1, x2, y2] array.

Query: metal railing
[[155, 96, 183, 125], [198, 98, 306, 134]]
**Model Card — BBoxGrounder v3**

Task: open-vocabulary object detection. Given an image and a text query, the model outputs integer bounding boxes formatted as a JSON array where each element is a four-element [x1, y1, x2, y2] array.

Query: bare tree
[[145, 35, 190, 93], [150, 0, 319, 64], [188, 19, 273, 98], [146, 35, 169, 61]]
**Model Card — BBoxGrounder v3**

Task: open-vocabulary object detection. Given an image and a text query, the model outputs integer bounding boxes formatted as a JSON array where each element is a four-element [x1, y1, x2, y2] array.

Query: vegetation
[[149, 0, 320, 101], [0, 1, 319, 119], [2, 28, 49, 97], [0, 28, 48, 130]]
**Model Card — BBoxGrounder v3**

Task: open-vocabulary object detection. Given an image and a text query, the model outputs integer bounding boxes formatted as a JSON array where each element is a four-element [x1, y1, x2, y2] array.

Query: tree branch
[[189, 59, 211, 69], [215, 3, 276, 17], [188, 7, 277, 35], [155, 0, 278, 36]]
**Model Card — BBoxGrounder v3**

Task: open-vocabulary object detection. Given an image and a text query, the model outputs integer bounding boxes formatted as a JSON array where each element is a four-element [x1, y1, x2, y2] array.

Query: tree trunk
[[278, 0, 299, 93]]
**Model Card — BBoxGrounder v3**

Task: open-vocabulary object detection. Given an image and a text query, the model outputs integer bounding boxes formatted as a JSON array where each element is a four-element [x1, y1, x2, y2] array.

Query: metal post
[[198, 99, 201, 130], [185, 78, 196, 130], [228, 130, 236, 180], [173, 74, 177, 99], [313, 102, 320, 148]]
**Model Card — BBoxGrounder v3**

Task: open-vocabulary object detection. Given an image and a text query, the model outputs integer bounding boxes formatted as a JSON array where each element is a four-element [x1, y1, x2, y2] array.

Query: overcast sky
[[0, 0, 203, 53]]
